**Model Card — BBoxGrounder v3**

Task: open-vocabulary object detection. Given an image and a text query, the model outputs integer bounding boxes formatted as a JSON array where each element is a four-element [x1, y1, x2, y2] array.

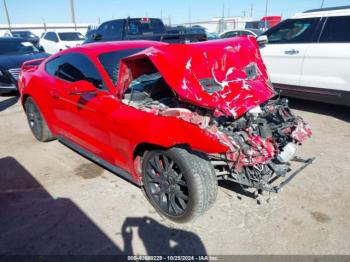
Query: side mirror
[[92, 33, 102, 41], [257, 35, 268, 45], [68, 80, 96, 95]]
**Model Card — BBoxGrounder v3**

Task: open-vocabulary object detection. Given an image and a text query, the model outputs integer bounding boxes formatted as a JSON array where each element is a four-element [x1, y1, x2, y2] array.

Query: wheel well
[[133, 143, 166, 160], [133, 143, 197, 160], [21, 94, 30, 108]]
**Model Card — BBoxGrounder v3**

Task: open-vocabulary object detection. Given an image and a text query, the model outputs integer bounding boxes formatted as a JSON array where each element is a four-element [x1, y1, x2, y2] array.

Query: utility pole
[[222, 4, 225, 19], [70, 0, 76, 30], [3, 0, 11, 30], [188, 7, 191, 27], [160, 9, 163, 21], [264, 0, 269, 29], [321, 0, 325, 8], [43, 18, 47, 32], [250, 3, 253, 17]]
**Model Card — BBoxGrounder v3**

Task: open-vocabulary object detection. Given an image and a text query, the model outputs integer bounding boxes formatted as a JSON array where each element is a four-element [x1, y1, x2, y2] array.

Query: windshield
[[0, 41, 39, 55], [127, 19, 165, 35], [12, 31, 38, 38], [207, 32, 220, 40], [58, 32, 85, 41], [249, 29, 263, 36]]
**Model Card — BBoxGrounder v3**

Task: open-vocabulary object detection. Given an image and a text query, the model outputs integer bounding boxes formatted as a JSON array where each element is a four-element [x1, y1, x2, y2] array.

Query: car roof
[[101, 17, 162, 24], [293, 5, 350, 18], [44, 31, 81, 33], [219, 29, 257, 36], [11, 30, 32, 33], [51, 40, 168, 57], [0, 37, 32, 42]]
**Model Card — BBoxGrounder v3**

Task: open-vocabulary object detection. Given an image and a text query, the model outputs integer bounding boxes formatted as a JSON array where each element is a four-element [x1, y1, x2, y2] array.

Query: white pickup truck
[[258, 6, 350, 106]]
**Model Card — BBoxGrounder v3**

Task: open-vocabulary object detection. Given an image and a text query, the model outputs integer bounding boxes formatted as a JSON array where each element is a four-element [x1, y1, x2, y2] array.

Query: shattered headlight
[[248, 105, 262, 115]]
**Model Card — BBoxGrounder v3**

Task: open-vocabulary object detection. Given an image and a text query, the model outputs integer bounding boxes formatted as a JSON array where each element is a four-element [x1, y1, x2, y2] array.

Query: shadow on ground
[[0, 157, 206, 255], [0, 96, 19, 112], [218, 180, 256, 201], [288, 98, 350, 123]]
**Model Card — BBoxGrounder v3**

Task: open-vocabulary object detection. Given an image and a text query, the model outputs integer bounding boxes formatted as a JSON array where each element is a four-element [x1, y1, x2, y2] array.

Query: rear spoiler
[[21, 58, 46, 72]]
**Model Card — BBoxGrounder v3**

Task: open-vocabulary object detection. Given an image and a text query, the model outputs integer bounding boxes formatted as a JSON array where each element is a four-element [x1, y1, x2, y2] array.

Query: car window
[[319, 16, 350, 43], [240, 31, 254, 36], [96, 20, 124, 39], [45, 53, 106, 90], [126, 19, 165, 36], [98, 48, 146, 85], [265, 18, 319, 44], [44, 32, 59, 42], [222, 31, 239, 38], [58, 32, 85, 41]]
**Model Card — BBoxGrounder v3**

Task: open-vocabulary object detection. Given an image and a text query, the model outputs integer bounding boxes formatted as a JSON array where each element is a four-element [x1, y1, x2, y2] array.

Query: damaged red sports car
[[18, 38, 313, 223]]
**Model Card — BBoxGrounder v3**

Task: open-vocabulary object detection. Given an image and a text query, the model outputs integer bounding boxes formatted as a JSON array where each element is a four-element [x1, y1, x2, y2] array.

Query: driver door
[[46, 52, 118, 163]]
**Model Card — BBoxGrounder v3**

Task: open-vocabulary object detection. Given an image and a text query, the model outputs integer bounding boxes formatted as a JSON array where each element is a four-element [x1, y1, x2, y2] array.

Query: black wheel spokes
[[26, 104, 41, 137], [145, 153, 189, 216]]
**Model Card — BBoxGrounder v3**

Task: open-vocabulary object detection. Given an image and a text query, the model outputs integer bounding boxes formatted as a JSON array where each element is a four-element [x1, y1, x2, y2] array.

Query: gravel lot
[[0, 95, 349, 255]]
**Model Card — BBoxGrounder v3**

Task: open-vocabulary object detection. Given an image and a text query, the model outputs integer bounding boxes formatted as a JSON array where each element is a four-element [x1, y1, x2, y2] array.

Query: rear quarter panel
[[19, 62, 60, 135]]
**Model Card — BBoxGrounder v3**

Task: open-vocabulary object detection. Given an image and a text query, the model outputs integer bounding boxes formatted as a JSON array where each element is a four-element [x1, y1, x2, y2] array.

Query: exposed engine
[[123, 73, 313, 192], [208, 98, 312, 191]]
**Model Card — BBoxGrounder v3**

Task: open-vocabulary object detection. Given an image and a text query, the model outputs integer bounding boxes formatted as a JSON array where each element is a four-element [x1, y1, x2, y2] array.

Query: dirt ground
[[0, 95, 349, 255]]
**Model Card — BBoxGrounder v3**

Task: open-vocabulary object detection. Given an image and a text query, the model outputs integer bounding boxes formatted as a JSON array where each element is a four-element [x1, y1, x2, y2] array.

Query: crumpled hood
[[117, 37, 274, 118]]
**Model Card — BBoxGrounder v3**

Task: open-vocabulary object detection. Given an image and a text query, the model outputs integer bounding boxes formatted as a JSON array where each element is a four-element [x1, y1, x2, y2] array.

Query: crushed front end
[[117, 37, 314, 194], [207, 97, 314, 193]]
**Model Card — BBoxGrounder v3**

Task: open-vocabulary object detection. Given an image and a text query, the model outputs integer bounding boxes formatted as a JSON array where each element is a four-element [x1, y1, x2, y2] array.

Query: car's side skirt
[[58, 136, 140, 186], [273, 83, 350, 107]]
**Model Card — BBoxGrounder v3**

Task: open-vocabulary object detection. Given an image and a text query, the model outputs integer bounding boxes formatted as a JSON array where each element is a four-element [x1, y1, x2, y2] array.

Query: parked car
[[257, 5, 350, 106], [10, 30, 39, 39], [84, 18, 166, 44], [220, 29, 262, 39], [165, 26, 207, 43], [0, 37, 48, 94], [39, 31, 85, 54], [4, 30, 40, 47], [19, 39, 312, 222], [85, 29, 96, 40], [84, 18, 204, 44]]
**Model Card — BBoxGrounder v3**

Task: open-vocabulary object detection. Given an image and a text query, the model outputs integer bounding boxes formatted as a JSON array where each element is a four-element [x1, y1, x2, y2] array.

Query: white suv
[[257, 6, 350, 106], [39, 31, 85, 55]]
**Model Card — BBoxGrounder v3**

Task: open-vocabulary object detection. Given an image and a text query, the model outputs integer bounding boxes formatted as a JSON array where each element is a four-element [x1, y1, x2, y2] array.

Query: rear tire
[[142, 147, 217, 223], [24, 97, 55, 142]]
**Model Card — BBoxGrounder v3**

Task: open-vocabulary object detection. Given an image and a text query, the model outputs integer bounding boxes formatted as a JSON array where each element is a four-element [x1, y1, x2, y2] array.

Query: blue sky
[[1, 0, 349, 25]]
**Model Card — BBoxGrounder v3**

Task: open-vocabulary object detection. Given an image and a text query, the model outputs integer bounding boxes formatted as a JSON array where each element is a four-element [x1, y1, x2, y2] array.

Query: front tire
[[142, 147, 217, 223], [24, 97, 55, 142]]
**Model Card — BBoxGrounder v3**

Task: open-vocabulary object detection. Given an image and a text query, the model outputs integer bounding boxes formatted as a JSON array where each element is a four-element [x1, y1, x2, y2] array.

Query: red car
[[19, 38, 313, 223]]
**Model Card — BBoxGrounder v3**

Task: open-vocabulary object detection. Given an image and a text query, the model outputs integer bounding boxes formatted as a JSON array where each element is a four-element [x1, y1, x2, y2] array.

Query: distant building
[[183, 16, 282, 33]]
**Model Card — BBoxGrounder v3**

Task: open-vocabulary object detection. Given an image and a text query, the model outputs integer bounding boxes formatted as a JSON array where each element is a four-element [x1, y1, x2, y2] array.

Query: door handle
[[284, 49, 299, 55], [49, 90, 59, 99]]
